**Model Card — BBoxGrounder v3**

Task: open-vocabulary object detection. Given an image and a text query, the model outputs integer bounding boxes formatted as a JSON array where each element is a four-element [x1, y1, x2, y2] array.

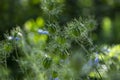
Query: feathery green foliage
[[0, 0, 120, 80]]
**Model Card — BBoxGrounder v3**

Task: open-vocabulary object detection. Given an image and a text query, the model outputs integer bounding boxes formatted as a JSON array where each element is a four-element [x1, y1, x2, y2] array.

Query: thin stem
[[77, 40, 89, 55], [95, 67, 103, 80]]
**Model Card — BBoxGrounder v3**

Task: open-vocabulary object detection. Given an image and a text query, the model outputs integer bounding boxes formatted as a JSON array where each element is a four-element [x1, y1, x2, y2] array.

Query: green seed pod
[[60, 50, 70, 59], [59, 50, 69, 59], [60, 52, 67, 59], [43, 57, 52, 69], [52, 71, 58, 78]]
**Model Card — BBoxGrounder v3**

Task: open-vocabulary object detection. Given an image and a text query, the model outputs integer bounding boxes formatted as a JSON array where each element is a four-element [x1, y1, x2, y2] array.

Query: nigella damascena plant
[[7, 32, 22, 41], [54, 77, 59, 80], [94, 57, 99, 64], [7, 36, 20, 41], [38, 29, 49, 35], [15, 37, 20, 41], [95, 52, 99, 54]]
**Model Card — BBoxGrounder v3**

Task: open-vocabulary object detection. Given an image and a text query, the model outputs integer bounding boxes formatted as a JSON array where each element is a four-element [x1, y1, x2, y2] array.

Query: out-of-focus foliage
[[1, 0, 120, 43], [0, 0, 120, 80]]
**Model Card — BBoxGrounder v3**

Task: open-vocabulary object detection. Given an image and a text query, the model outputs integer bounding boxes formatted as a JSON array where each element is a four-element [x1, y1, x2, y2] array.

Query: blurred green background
[[0, 0, 120, 44]]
